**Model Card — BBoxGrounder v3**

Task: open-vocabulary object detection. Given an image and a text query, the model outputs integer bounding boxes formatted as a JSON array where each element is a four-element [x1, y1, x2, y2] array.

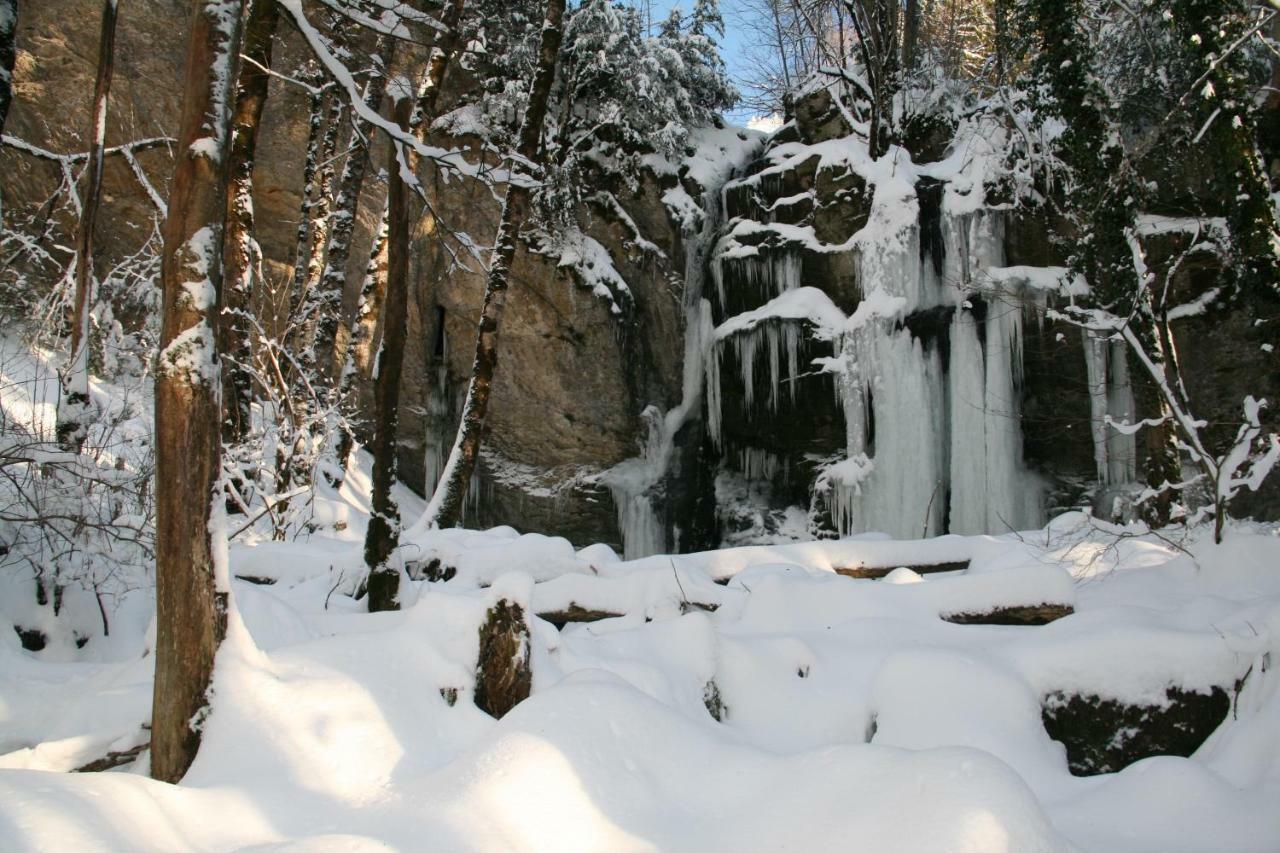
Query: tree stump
[[474, 598, 532, 719]]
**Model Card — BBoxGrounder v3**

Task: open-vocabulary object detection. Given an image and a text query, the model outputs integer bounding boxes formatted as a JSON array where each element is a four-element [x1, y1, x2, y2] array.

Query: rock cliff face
[[2, 0, 331, 285], [4, 6, 1275, 554], [396, 114, 760, 554]]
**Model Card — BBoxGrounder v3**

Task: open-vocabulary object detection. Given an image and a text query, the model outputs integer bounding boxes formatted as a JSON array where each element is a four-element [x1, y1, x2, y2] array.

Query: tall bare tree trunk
[[901, 0, 920, 72], [292, 18, 349, 374], [1137, 319, 1184, 527], [415, 0, 566, 532], [993, 0, 1010, 87], [57, 0, 117, 452], [289, 76, 325, 316], [364, 93, 412, 613], [362, 0, 470, 608], [0, 0, 15, 136], [152, 0, 245, 785], [348, 208, 389, 389], [331, 207, 387, 471], [768, 0, 792, 101], [222, 0, 279, 444], [314, 34, 395, 382]]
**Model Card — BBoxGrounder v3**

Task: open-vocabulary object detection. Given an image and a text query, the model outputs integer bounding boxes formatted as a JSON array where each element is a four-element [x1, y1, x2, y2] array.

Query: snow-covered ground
[[1, 503, 1278, 851], [3, 340, 1280, 852]]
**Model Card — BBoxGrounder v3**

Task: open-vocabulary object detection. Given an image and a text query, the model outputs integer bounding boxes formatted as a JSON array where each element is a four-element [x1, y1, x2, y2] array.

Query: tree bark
[[0, 0, 15, 136], [57, 0, 117, 452], [288, 77, 326, 320], [364, 94, 412, 613], [222, 0, 279, 444], [314, 33, 395, 383], [1134, 323, 1182, 527], [292, 18, 350, 375], [331, 205, 387, 472], [416, 0, 566, 531], [347, 206, 389, 392], [151, 0, 245, 785], [901, 0, 920, 72], [474, 597, 532, 718]]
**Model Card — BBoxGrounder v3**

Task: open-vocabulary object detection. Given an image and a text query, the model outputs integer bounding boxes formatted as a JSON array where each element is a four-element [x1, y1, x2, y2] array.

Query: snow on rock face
[[698, 125, 1050, 544]]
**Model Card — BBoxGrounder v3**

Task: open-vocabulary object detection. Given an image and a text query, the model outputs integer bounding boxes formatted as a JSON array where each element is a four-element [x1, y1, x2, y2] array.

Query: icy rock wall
[[704, 141, 1048, 540], [603, 175, 724, 559]]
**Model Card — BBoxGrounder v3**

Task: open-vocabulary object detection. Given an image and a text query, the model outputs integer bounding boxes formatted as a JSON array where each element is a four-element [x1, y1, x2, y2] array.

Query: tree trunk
[[474, 597, 532, 718], [415, 0, 566, 531], [334, 0, 466, 472], [57, 0, 117, 452], [151, 0, 245, 785], [0, 0, 15, 136], [292, 18, 349, 375], [222, 0, 279, 444], [901, 0, 920, 72], [768, 0, 792, 98], [332, 205, 387, 469], [364, 94, 413, 613], [288, 78, 326, 320], [1134, 328, 1182, 527], [314, 34, 395, 383], [993, 0, 1010, 86], [347, 207, 388, 391]]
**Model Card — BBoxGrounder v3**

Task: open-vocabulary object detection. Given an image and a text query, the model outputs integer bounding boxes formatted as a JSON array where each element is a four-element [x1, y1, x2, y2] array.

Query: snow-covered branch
[[277, 0, 535, 190]]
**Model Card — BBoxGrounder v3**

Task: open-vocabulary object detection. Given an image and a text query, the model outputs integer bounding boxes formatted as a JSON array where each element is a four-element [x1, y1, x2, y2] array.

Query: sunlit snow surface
[[2, 461, 1280, 852]]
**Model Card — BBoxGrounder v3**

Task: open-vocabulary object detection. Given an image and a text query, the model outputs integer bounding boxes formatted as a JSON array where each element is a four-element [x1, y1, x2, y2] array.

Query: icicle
[[711, 249, 803, 316], [712, 318, 806, 440], [825, 208, 1042, 538], [948, 308, 988, 533], [828, 320, 947, 538], [736, 447, 787, 483], [1084, 330, 1137, 488], [979, 298, 1038, 533]]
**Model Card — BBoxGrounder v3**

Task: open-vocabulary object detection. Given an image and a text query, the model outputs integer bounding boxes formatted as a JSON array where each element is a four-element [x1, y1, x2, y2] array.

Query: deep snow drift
[[2, 491, 1280, 850]]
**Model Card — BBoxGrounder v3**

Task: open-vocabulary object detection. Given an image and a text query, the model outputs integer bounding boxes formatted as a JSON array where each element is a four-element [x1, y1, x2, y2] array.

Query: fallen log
[[74, 741, 148, 773], [942, 603, 1074, 626], [536, 600, 718, 629], [536, 604, 624, 629], [711, 560, 971, 586], [834, 560, 969, 579]]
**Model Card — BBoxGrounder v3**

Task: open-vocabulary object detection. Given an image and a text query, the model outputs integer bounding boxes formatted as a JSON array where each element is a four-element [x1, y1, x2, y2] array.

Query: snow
[[711, 286, 845, 341], [544, 226, 632, 314], [5, 57, 1280, 853], [4, 330, 1280, 853], [5, 499, 1280, 851]]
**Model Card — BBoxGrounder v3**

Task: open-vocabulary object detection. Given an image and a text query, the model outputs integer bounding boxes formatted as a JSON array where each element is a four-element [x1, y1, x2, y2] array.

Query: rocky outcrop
[[1042, 686, 1233, 776]]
